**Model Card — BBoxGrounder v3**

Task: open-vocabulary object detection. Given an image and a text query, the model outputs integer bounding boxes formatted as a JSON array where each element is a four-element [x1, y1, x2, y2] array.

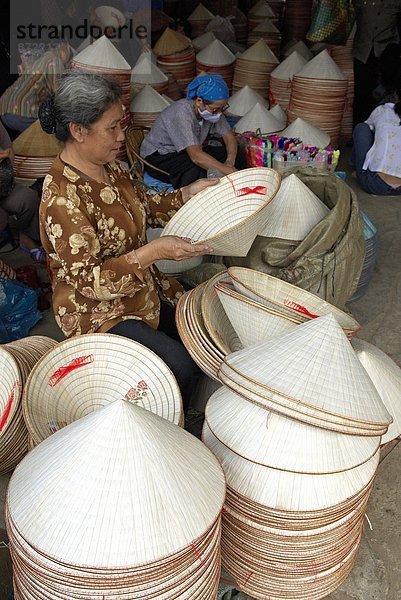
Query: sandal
[[20, 245, 47, 264]]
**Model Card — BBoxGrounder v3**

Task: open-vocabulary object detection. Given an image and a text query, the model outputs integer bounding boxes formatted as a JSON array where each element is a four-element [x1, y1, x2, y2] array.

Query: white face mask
[[198, 108, 222, 123]]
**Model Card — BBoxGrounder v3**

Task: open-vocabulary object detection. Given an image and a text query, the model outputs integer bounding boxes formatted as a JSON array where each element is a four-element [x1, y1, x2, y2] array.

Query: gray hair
[[39, 73, 122, 141]]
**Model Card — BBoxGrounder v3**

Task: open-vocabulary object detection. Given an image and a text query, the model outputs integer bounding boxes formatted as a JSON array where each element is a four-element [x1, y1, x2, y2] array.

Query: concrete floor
[[1, 150, 401, 599]]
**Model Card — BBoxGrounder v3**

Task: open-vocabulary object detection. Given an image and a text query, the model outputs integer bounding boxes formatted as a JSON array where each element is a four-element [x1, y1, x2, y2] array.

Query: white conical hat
[[74, 36, 93, 54], [131, 52, 168, 83], [235, 102, 282, 134], [240, 39, 279, 64], [283, 40, 313, 61], [222, 314, 392, 429], [296, 48, 346, 80], [7, 400, 225, 567], [249, 0, 275, 18], [269, 103, 287, 126], [162, 94, 174, 104], [206, 387, 380, 474], [192, 31, 217, 51], [203, 423, 380, 512], [73, 35, 131, 70], [270, 51, 308, 81], [196, 39, 235, 66], [282, 117, 330, 148], [252, 18, 280, 34], [228, 85, 269, 116], [130, 85, 170, 112], [260, 174, 329, 240], [188, 3, 214, 21], [93, 5, 126, 28], [352, 339, 401, 445]]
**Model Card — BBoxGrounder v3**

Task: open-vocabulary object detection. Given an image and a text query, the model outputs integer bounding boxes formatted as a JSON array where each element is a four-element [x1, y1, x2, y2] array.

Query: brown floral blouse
[[40, 155, 185, 337]]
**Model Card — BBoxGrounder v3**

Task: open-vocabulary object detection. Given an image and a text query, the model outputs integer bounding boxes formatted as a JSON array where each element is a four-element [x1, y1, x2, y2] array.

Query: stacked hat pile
[[192, 31, 217, 52], [266, 0, 286, 21], [130, 85, 170, 129], [226, 85, 269, 127], [187, 3, 215, 38], [234, 102, 282, 134], [232, 8, 248, 45], [349, 209, 379, 302], [0, 336, 57, 474], [7, 399, 226, 598], [282, 39, 313, 61], [196, 39, 236, 90], [288, 49, 348, 148], [269, 103, 287, 127], [281, 117, 330, 147], [202, 310, 393, 599], [22, 333, 185, 448], [13, 120, 63, 184], [247, 18, 282, 56], [232, 39, 279, 96], [154, 28, 196, 93], [131, 51, 169, 96], [330, 27, 355, 141], [0, 259, 16, 280], [248, 0, 278, 32], [270, 50, 308, 110], [282, 0, 314, 43]]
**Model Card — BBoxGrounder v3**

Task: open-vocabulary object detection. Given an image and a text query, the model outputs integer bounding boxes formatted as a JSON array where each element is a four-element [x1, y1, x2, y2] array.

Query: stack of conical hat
[[248, 0, 278, 32], [0, 259, 16, 280], [227, 85, 269, 117], [282, 0, 314, 43], [130, 85, 170, 128], [188, 3, 214, 38], [234, 102, 282, 134], [259, 173, 329, 240], [282, 117, 330, 147], [270, 50, 308, 109], [283, 39, 313, 61], [196, 39, 236, 89], [13, 120, 63, 184], [7, 400, 226, 599], [247, 18, 282, 56], [269, 102, 287, 126], [131, 51, 169, 96], [267, 0, 286, 20], [166, 72, 184, 100], [352, 338, 401, 445], [288, 49, 347, 147], [154, 28, 196, 93], [232, 8, 248, 44], [232, 39, 279, 95], [192, 31, 217, 52], [330, 25, 355, 140]]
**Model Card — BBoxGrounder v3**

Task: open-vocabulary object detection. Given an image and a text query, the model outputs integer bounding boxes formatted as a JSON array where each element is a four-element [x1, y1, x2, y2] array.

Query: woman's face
[[80, 101, 125, 165]]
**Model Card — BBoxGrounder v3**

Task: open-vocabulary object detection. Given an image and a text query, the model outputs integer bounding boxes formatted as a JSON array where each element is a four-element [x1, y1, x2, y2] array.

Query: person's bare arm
[[186, 144, 236, 175]]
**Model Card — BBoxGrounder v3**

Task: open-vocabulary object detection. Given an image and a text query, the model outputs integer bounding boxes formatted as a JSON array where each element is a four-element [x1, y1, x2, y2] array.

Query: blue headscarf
[[186, 74, 229, 102]]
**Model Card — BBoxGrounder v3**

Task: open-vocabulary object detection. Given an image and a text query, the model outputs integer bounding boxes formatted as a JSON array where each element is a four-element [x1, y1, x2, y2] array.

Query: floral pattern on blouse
[[40, 156, 185, 337]]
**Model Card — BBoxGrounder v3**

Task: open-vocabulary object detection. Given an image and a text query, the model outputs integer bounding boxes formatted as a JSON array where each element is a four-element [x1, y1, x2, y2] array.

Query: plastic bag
[[307, 0, 355, 45], [0, 278, 41, 343]]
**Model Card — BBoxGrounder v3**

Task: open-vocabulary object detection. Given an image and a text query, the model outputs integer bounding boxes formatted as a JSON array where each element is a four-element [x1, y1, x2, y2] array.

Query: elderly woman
[[140, 74, 245, 188], [38, 73, 216, 410]]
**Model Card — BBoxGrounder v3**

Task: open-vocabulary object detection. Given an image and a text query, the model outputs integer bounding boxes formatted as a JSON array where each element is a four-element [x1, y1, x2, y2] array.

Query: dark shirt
[[353, 0, 401, 63]]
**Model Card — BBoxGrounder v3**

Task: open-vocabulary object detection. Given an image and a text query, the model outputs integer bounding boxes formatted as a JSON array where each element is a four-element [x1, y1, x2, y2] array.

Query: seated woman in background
[[140, 73, 245, 188], [38, 73, 217, 410], [352, 74, 401, 196]]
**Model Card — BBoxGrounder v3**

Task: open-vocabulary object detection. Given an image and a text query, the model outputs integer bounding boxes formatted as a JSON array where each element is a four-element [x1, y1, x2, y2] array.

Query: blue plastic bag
[[0, 278, 41, 343]]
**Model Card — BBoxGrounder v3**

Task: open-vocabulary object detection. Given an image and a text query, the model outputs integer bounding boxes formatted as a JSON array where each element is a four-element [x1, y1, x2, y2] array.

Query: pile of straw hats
[[154, 28, 196, 93], [130, 85, 170, 128], [0, 259, 16, 280], [7, 399, 226, 598], [161, 168, 281, 256], [228, 85, 269, 118], [22, 333, 184, 448], [232, 8, 248, 45], [270, 50, 308, 110], [282, 39, 313, 61], [131, 51, 169, 96], [196, 39, 236, 90], [247, 18, 282, 56], [282, 0, 314, 43], [288, 49, 348, 148], [281, 116, 330, 148], [187, 3, 214, 38], [232, 39, 279, 96], [13, 120, 63, 185], [330, 27, 355, 141], [0, 336, 57, 474], [192, 31, 217, 52], [234, 102, 282, 134], [247, 0, 278, 31], [269, 103, 287, 127]]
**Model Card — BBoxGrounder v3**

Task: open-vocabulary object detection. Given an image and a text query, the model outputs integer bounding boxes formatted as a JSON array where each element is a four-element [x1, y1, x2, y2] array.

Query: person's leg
[[353, 53, 380, 126], [145, 150, 205, 188], [1, 184, 40, 242], [352, 122, 374, 182]]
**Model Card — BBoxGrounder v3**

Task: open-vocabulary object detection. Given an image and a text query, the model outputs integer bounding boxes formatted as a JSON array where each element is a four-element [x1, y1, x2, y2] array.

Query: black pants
[[0, 184, 41, 242], [108, 302, 200, 413], [145, 144, 247, 188]]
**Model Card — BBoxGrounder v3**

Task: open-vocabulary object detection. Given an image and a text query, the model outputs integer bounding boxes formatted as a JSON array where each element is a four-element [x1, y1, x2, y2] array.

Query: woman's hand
[[134, 236, 214, 269], [181, 178, 219, 203]]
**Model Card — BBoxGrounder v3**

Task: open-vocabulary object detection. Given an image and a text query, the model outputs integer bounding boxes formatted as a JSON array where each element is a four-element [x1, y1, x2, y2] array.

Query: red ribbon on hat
[[0, 381, 20, 431], [49, 355, 94, 387], [284, 300, 318, 319], [236, 186, 268, 196]]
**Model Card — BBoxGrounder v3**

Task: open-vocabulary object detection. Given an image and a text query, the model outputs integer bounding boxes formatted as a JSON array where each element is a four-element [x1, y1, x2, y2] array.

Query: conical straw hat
[[228, 85, 269, 116], [282, 117, 330, 148], [296, 49, 346, 80], [240, 39, 279, 64], [248, 0, 275, 18], [270, 50, 308, 81], [74, 35, 93, 54], [259, 174, 329, 240], [222, 314, 392, 429], [205, 387, 380, 474], [131, 52, 168, 83], [192, 31, 217, 51], [235, 103, 282, 134], [153, 28, 192, 57], [283, 40, 313, 61], [352, 339, 401, 445], [93, 5, 126, 28], [130, 84, 171, 112], [196, 39, 235, 66], [188, 3, 214, 21], [203, 423, 380, 512], [13, 120, 63, 157], [73, 35, 131, 70], [8, 400, 226, 567], [252, 18, 281, 34], [269, 103, 287, 126]]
